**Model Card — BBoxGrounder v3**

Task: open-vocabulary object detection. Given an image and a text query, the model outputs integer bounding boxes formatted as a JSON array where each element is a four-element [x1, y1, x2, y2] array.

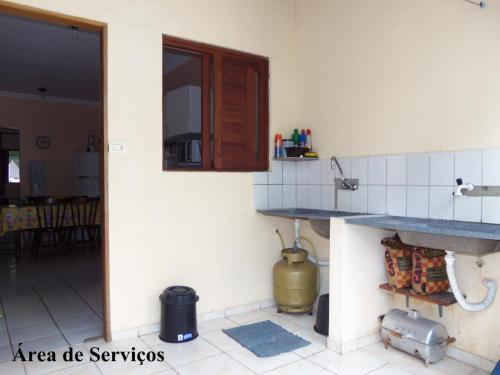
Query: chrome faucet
[[332, 156, 359, 191]]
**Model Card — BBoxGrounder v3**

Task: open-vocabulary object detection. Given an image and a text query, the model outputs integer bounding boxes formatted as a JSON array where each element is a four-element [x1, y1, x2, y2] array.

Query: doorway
[[0, 1, 109, 357]]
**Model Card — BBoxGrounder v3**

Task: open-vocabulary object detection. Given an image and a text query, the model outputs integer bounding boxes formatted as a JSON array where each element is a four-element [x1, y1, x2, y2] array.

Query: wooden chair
[[66, 196, 100, 254], [26, 196, 68, 259]]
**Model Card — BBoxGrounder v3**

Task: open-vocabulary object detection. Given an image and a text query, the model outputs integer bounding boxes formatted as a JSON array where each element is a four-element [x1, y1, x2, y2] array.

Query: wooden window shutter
[[214, 54, 269, 171]]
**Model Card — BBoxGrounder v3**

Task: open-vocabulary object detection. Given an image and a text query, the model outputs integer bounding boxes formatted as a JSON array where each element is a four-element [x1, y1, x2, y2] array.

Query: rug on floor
[[223, 320, 310, 357]]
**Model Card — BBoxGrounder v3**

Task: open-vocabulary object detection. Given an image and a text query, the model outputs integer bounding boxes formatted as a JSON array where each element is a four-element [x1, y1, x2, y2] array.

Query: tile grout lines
[[19, 262, 72, 348], [0, 285, 18, 371], [48, 259, 103, 321]]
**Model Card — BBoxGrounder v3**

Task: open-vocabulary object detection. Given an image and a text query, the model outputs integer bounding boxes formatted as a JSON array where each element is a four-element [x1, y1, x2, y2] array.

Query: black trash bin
[[159, 286, 199, 343], [314, 293, 329, 336]]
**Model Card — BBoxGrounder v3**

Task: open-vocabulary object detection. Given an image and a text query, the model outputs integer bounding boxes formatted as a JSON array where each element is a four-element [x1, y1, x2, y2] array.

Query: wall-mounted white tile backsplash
[[455, 150, 482, 185], [482, 197, 500, 224], [253, 148, 500, 224], [268, 185, 283, 209], [429, 186, 454, 220], [321, 185, 334, 210], [337, 190, 351, 212], [307, 160, 321, 185], [308, 185, 321, 209], [335, 157, 351, 179], [351, 157, 368, 185], [253, 185, 268, 210], [482, 149, 500, 185], [430, 152, 454, 186], [368, 156, 386, 185], [367, 185, 386, 214], [282, 185, 296, 208], [387, 155, 407, 185], [351, 185, 368, 213], [407, 153, 429, 185], [407, 186, 429, 218], [282, 161, 296, 185], [296, 184, 308, 208], [320, 159, 335, 185], [267, 159, 283, 185], [387, 186, 406, 216]]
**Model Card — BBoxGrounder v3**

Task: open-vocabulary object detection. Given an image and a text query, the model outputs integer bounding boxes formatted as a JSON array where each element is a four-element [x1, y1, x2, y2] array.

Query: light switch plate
[[109, 141, 128, 153]]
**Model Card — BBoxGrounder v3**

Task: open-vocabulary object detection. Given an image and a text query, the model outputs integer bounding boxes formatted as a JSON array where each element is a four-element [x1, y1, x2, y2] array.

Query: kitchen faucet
[[454, 178, 500, 197], [454, 178, 474, 196], [332, 156, 359, 191]]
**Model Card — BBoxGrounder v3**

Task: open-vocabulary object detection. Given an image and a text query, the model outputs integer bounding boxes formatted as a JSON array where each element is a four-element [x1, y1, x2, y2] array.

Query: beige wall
[[295, 0, 500, 157], [0, 96, 101, 197], [4, 0, 299, 333]]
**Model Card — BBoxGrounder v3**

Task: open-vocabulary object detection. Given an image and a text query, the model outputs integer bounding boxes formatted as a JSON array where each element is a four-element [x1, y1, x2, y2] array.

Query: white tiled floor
[[0, 305, 489, 374], [0, 253, 103, 365]]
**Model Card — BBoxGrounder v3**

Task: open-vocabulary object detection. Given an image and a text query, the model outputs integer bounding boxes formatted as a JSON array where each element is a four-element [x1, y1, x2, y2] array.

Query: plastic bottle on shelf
[[306, 129, 312, 151], [274, 133, 282, 158], [292, 129, 300, 146], [299, 129, 306, 147]]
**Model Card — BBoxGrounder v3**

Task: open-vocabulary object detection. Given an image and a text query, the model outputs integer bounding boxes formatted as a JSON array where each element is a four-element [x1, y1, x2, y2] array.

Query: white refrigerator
[[73, 152, 100, 197]]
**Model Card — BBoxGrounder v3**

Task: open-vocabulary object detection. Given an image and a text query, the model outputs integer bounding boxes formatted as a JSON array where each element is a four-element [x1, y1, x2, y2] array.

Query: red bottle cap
[[275, 133, 282, 140], [306, 129, 311, 135]]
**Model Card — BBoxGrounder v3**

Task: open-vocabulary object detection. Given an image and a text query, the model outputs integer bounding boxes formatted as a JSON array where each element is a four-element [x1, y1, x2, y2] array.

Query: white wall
[[5, 0, 298, 333]]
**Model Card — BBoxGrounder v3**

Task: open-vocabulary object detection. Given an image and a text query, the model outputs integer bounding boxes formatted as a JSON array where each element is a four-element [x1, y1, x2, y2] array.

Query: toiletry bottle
[[274, 133, 282, 158], [299, 130, 306, 147], [292, 129, 300, 146], [306, 129, 312, 150]]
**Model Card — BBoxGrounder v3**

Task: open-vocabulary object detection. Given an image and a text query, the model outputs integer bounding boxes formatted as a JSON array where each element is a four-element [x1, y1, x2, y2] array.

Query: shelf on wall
[[379, 283, 456, 317], [273, 157, 319, 161]]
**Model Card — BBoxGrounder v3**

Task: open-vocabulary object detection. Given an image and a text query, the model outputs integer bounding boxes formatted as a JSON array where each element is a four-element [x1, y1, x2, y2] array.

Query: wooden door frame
[[0, 0, 111, 341]]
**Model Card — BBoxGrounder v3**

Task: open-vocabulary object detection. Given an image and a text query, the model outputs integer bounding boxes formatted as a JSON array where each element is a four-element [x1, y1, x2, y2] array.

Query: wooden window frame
[[162, 35, 269, 172]]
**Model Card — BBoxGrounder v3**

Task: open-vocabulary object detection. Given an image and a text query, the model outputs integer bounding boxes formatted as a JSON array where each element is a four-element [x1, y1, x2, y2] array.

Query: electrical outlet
[[108, 141, 128, 153]]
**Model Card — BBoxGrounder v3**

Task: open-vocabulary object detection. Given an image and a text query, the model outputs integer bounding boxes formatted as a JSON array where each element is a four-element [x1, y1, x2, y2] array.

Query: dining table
[[0, 204, 100, 236]]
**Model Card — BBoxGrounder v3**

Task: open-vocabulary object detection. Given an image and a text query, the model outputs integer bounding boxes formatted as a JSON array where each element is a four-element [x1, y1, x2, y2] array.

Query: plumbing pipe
[[294, 219, 302, 248], [445, 251, 496, 312], [299, 236, 330, 267], [294, 219, 330, 266], [275, 229, 285, 249], [308, 256, 329, 267]]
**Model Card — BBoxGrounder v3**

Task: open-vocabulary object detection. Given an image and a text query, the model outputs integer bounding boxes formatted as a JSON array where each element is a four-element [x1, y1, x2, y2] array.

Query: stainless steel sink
[[257, 209, 367, 239], [398, 230, 500, 256], [344, 216, 500, 256], [310, 219, 330, 239]]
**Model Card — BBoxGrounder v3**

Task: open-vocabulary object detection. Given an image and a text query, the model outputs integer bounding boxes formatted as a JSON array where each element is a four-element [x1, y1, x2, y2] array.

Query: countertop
[[345, 215, 500, 241], [257, 209, 500, 241], [257, 209, 368, 220]]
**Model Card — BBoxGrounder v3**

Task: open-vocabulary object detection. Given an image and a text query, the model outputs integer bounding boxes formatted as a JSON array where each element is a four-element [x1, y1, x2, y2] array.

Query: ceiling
[[0, 13, 100, 102]]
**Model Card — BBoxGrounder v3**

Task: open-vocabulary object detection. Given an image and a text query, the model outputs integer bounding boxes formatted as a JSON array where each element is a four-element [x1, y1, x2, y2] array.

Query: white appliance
[[73, 152, 100, 197], [29, 160, 47, 196], [164, 85, 201, 137]]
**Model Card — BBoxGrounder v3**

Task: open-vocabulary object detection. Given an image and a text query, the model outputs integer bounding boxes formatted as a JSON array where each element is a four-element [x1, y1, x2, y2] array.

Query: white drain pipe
[[294, 219, 330, 267], [308, 255, 329, 267], [445, 251, 497, 312]]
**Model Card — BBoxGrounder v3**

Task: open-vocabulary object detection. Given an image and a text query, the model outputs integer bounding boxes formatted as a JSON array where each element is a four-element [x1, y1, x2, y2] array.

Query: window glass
[[163, 47, 203, 169], [8, 150, 20, 183], [162, 37, 269, 172]]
